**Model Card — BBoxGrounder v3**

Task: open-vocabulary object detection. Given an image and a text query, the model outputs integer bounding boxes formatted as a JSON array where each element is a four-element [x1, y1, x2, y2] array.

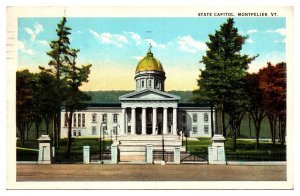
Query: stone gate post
[[208, 134, 226, 164], [37, 135, 52, 164]]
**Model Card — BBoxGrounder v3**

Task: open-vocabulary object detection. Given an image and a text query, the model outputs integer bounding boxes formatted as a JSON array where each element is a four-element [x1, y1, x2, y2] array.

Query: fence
[[180, 152, 208, 163], [90, 151, 111, 162], [226, 153, 286, 161], [153, 151, 174, 162]]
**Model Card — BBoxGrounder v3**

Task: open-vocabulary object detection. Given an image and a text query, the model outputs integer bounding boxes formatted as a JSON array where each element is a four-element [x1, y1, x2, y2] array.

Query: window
[[193, 113, 198, 123], [78, 114, 81, 127], [78, 130, 81, 136], [148, 80, 151, 87], [147, 113, 152, 122], [113, 114, 118, 123], [102, 114, 107, 122], [82, 114, 85, 127], [193, 126, 198, 134], [204, 113, 209, 122], [64, 113, 68, 127], [204, 125, 209, 133], [155, 81, 159, 88], [73, 130, 76, 136], [168, 113, 172, 124], [73, 113, 76, 127], [113, 126, 118, 134], [92, 126, 97, 135], [128, 113, 132, 123], [182, 113, 186, 124], [92, 113, 97, 122], [128, 126, 131, 133], [142, 80, 144, 87], [157, 113, 162, 123]]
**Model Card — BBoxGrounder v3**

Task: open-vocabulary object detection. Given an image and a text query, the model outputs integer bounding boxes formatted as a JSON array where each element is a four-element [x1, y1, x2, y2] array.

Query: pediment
[[119, 89, 180, 101]]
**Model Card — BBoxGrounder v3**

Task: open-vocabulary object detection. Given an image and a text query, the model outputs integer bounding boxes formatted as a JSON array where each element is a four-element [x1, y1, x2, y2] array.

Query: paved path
[[17, 164, 286, 181]]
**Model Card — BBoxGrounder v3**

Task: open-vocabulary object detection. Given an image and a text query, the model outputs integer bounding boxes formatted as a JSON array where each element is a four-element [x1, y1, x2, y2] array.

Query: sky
[[18, 17, 286, 91]]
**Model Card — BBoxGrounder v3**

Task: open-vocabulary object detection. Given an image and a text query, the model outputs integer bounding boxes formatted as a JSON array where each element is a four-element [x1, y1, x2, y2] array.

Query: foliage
[[194, 18, 257, 137], [259, 62, 286, 144]]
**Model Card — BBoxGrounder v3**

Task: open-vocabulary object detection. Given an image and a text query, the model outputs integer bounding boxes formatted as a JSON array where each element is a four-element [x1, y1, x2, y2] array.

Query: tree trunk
[[66, 111, 73, 159], [221, 101, 226, 137], [248, 114, 252, 139]]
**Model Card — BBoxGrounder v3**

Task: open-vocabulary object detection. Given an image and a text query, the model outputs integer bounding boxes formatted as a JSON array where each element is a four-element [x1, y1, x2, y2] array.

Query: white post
[[83, 146, 90, 164], [37, 135, 52, 164], [163, 107, 168, 135], [172, 108, 177, 135], [131, 108, 136, 135], [174, 146, 181, 164], [142, 107, 146, 135], [146, 144, 153, 164], [208, 134, 226, 164], [111, 143, 118, 164], [152, 108, 157, 135]]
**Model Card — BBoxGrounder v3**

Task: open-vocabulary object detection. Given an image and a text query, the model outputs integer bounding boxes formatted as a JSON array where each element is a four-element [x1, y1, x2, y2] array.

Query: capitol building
[[61, 49, 214, 140]]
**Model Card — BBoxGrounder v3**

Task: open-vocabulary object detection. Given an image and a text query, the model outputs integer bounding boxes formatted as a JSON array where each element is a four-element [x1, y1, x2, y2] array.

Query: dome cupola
[[134, 46, 166, 92]]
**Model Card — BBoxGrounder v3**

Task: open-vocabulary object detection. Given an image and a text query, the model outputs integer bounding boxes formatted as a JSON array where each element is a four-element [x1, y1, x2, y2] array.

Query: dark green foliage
[[194, 18, 257, 137]]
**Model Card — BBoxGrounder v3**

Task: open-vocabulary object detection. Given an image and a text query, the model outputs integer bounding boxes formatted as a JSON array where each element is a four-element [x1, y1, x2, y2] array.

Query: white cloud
[[38, 40, 48, 46], [246, 38, 254, 43], [247, 29, 257, 34], [132, 56, 143, 60], [145, 39, 158, 47], [266, 28, 286, 36], [89, 29, 129, 47], [18, 40, 35, 55], [24, 22, 43, 41], [125, 32, 141, 45], [176, 35, 206, 53]]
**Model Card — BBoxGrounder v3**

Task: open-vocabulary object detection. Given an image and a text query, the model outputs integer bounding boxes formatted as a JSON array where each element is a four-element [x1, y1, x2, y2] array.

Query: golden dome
[[135, 51, 164, 73]]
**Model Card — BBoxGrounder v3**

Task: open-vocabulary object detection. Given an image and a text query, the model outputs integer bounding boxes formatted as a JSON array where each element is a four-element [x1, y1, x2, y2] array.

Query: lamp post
[[185, 131, 188, 153], [99, 122, 107, 162], [162, 130, 165, 161]]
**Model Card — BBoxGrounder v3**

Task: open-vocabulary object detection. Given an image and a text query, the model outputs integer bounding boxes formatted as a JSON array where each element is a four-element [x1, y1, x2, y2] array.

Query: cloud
[[18, 40, 35, 55], [125, 32, 141, 45], [24, 22, 43, 41], [176, 35, 206, 53], [246, 38, 254, 43], [38, 40, 48, 46], [132, 56, 143, 60], [89, 29, 129, 48], [266, 28, 286, 36], [247, 29, 257, 34]]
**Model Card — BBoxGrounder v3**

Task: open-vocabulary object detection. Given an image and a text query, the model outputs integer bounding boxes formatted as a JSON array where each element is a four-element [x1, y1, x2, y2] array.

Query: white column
[[172, 108, 177, 135], [121, 108, 126, 135], [125, 110, 128, 135], [131, 108, 136, 135], [152, 108, 157, 135], [163, 107, 168, 135], [142, 107, 146, 135]]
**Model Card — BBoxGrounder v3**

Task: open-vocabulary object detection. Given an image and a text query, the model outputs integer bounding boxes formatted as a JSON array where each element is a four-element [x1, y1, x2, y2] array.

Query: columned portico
[[142, 107, 146, 135], [152, 107, 157, 135], [172, 108, 177, 135], [131, 108, 136, 135], [163, 107, 168, 135]]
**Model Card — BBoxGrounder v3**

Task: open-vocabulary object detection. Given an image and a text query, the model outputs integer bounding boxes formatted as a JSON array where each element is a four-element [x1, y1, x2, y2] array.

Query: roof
[[135, 51, 164, 73], [87, 103, 121, 107], [178, 103, 211, 108]]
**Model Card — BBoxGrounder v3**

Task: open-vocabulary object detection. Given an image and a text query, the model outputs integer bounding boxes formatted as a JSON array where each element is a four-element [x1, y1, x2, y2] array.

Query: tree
[[63, 49, 92, 157], [259, 62, 286, 145], [16, 70, 35, 145], [195, 18, 256, 137], [245, 73, 265, 148], [46, 17, 72, 147]]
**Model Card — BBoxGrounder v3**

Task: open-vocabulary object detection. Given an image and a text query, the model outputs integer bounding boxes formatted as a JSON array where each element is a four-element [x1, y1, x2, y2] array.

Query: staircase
[[116, 135, 184, 162]]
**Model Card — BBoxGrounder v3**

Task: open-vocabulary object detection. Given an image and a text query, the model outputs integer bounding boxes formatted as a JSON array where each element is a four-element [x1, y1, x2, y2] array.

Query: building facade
[[61, 49, 214, 138]]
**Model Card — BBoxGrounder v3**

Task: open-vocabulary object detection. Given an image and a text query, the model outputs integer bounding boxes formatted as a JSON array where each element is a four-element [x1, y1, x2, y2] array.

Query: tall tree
[[245, 73, 265, 148], [259, 62, 286, 145], [63, 49, 92, 157], [194, 18, 256, 137], [16, 70, 35, 145], [46, 17, 72, 147]]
